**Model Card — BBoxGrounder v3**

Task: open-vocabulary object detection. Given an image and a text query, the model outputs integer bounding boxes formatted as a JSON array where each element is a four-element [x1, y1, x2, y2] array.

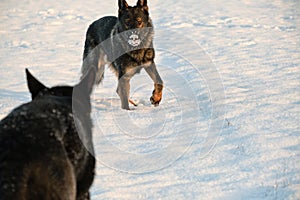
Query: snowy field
[[0, 0, 299, 199]]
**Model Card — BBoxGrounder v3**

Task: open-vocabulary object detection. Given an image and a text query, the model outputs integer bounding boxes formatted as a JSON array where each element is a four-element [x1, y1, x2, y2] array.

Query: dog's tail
[[81, 37, 105, 85]]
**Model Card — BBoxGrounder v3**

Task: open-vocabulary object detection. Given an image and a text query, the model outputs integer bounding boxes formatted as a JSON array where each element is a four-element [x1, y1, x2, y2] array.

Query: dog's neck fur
[[111, 18, 154, 64]]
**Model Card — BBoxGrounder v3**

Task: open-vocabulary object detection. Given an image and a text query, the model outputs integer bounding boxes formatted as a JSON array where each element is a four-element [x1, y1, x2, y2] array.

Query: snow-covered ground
[[0, 0, 299, 199]]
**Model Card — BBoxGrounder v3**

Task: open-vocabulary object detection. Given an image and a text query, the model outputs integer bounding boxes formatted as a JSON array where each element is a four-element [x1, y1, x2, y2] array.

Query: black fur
[[81, 0, 163, 110], [0, 68, 96, 200]]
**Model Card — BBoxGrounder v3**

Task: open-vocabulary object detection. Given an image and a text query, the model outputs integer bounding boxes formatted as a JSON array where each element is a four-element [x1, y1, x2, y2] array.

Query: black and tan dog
[[0, 69, 96, 200], [81, 0, 163, 110]]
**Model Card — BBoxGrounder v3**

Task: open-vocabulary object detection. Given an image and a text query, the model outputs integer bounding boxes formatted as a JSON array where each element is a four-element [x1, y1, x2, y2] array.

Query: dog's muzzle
[[128, 31, 141, 47]]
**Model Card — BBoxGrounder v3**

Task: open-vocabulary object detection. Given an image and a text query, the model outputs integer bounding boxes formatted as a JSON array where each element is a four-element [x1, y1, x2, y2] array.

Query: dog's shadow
[[93, 98, 119, 111], [92, 97, 150, 111]]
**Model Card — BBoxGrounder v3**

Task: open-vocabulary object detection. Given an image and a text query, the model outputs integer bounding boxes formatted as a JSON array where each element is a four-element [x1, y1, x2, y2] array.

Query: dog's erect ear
[[119, 0, 129, 10], [25, 68, 47, 99], [136, 0, 148, 11], [76, 67, 96, 95]]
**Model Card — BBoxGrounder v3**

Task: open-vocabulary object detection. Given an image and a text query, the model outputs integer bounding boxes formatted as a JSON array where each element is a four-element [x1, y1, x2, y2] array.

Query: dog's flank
[[81, 0, 163, 110], [0, 68, 96, 200]]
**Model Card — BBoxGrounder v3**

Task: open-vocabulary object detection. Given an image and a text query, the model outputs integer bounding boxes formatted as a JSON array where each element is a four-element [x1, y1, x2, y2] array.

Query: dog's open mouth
[[128, 32, 141, 47]]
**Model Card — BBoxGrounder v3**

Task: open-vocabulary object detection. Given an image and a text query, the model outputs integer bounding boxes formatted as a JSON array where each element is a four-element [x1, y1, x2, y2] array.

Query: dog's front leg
[[144, 62, 164, 106], [117, 76, 131, 110]]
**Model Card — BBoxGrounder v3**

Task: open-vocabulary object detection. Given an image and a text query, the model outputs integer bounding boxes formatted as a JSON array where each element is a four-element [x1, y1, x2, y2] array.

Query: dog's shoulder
[[0, 97, 72, 136], [0, 99, 71, 170], [88, 16, 118, 39]]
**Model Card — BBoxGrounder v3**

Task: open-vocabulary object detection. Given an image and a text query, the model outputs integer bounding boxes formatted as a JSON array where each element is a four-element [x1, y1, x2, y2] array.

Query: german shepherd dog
[[0, 69, 96, 200], [81, 0, 163, 110]]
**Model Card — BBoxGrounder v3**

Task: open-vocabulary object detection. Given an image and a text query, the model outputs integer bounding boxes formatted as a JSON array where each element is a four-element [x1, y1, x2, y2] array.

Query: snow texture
[[0, 0, 299, 199]]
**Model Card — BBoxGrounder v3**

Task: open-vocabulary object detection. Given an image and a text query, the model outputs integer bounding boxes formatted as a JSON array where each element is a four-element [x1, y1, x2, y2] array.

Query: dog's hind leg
[[81, 36, 97, 81], [81, 47, 106, 85], [81, 29, 106, 84], [95, 48, 106, 84]]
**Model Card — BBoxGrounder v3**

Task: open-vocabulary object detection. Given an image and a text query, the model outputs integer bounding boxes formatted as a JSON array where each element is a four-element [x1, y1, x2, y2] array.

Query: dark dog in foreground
[[81, 0, 163, 110], [0, 69, 96, 200]]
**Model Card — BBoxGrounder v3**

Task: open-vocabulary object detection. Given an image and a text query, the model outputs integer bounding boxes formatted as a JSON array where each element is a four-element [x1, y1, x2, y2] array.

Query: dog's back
[[83, 16, 117, 60], [0, 99, 76, 200]]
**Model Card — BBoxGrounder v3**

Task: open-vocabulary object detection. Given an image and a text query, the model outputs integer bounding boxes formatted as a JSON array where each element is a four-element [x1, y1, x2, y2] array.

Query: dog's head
[[118, 0, 150, 30], [25, 68, 95, 111], [118, 0, 152, 47]]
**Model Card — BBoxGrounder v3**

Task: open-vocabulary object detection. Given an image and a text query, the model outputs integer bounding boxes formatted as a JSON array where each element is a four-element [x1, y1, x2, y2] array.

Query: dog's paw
[[150, 84, 163, 106], [150, 96, 160, 106], [150, 91, 162, 106]]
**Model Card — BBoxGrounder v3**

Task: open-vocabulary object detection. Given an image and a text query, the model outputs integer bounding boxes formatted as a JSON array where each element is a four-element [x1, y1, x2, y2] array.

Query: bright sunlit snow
[[0, 0, 299, 199]]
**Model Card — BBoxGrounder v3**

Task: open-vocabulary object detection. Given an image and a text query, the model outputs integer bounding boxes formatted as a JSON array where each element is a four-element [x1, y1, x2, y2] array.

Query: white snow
[[0, 0, 299, 199]]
